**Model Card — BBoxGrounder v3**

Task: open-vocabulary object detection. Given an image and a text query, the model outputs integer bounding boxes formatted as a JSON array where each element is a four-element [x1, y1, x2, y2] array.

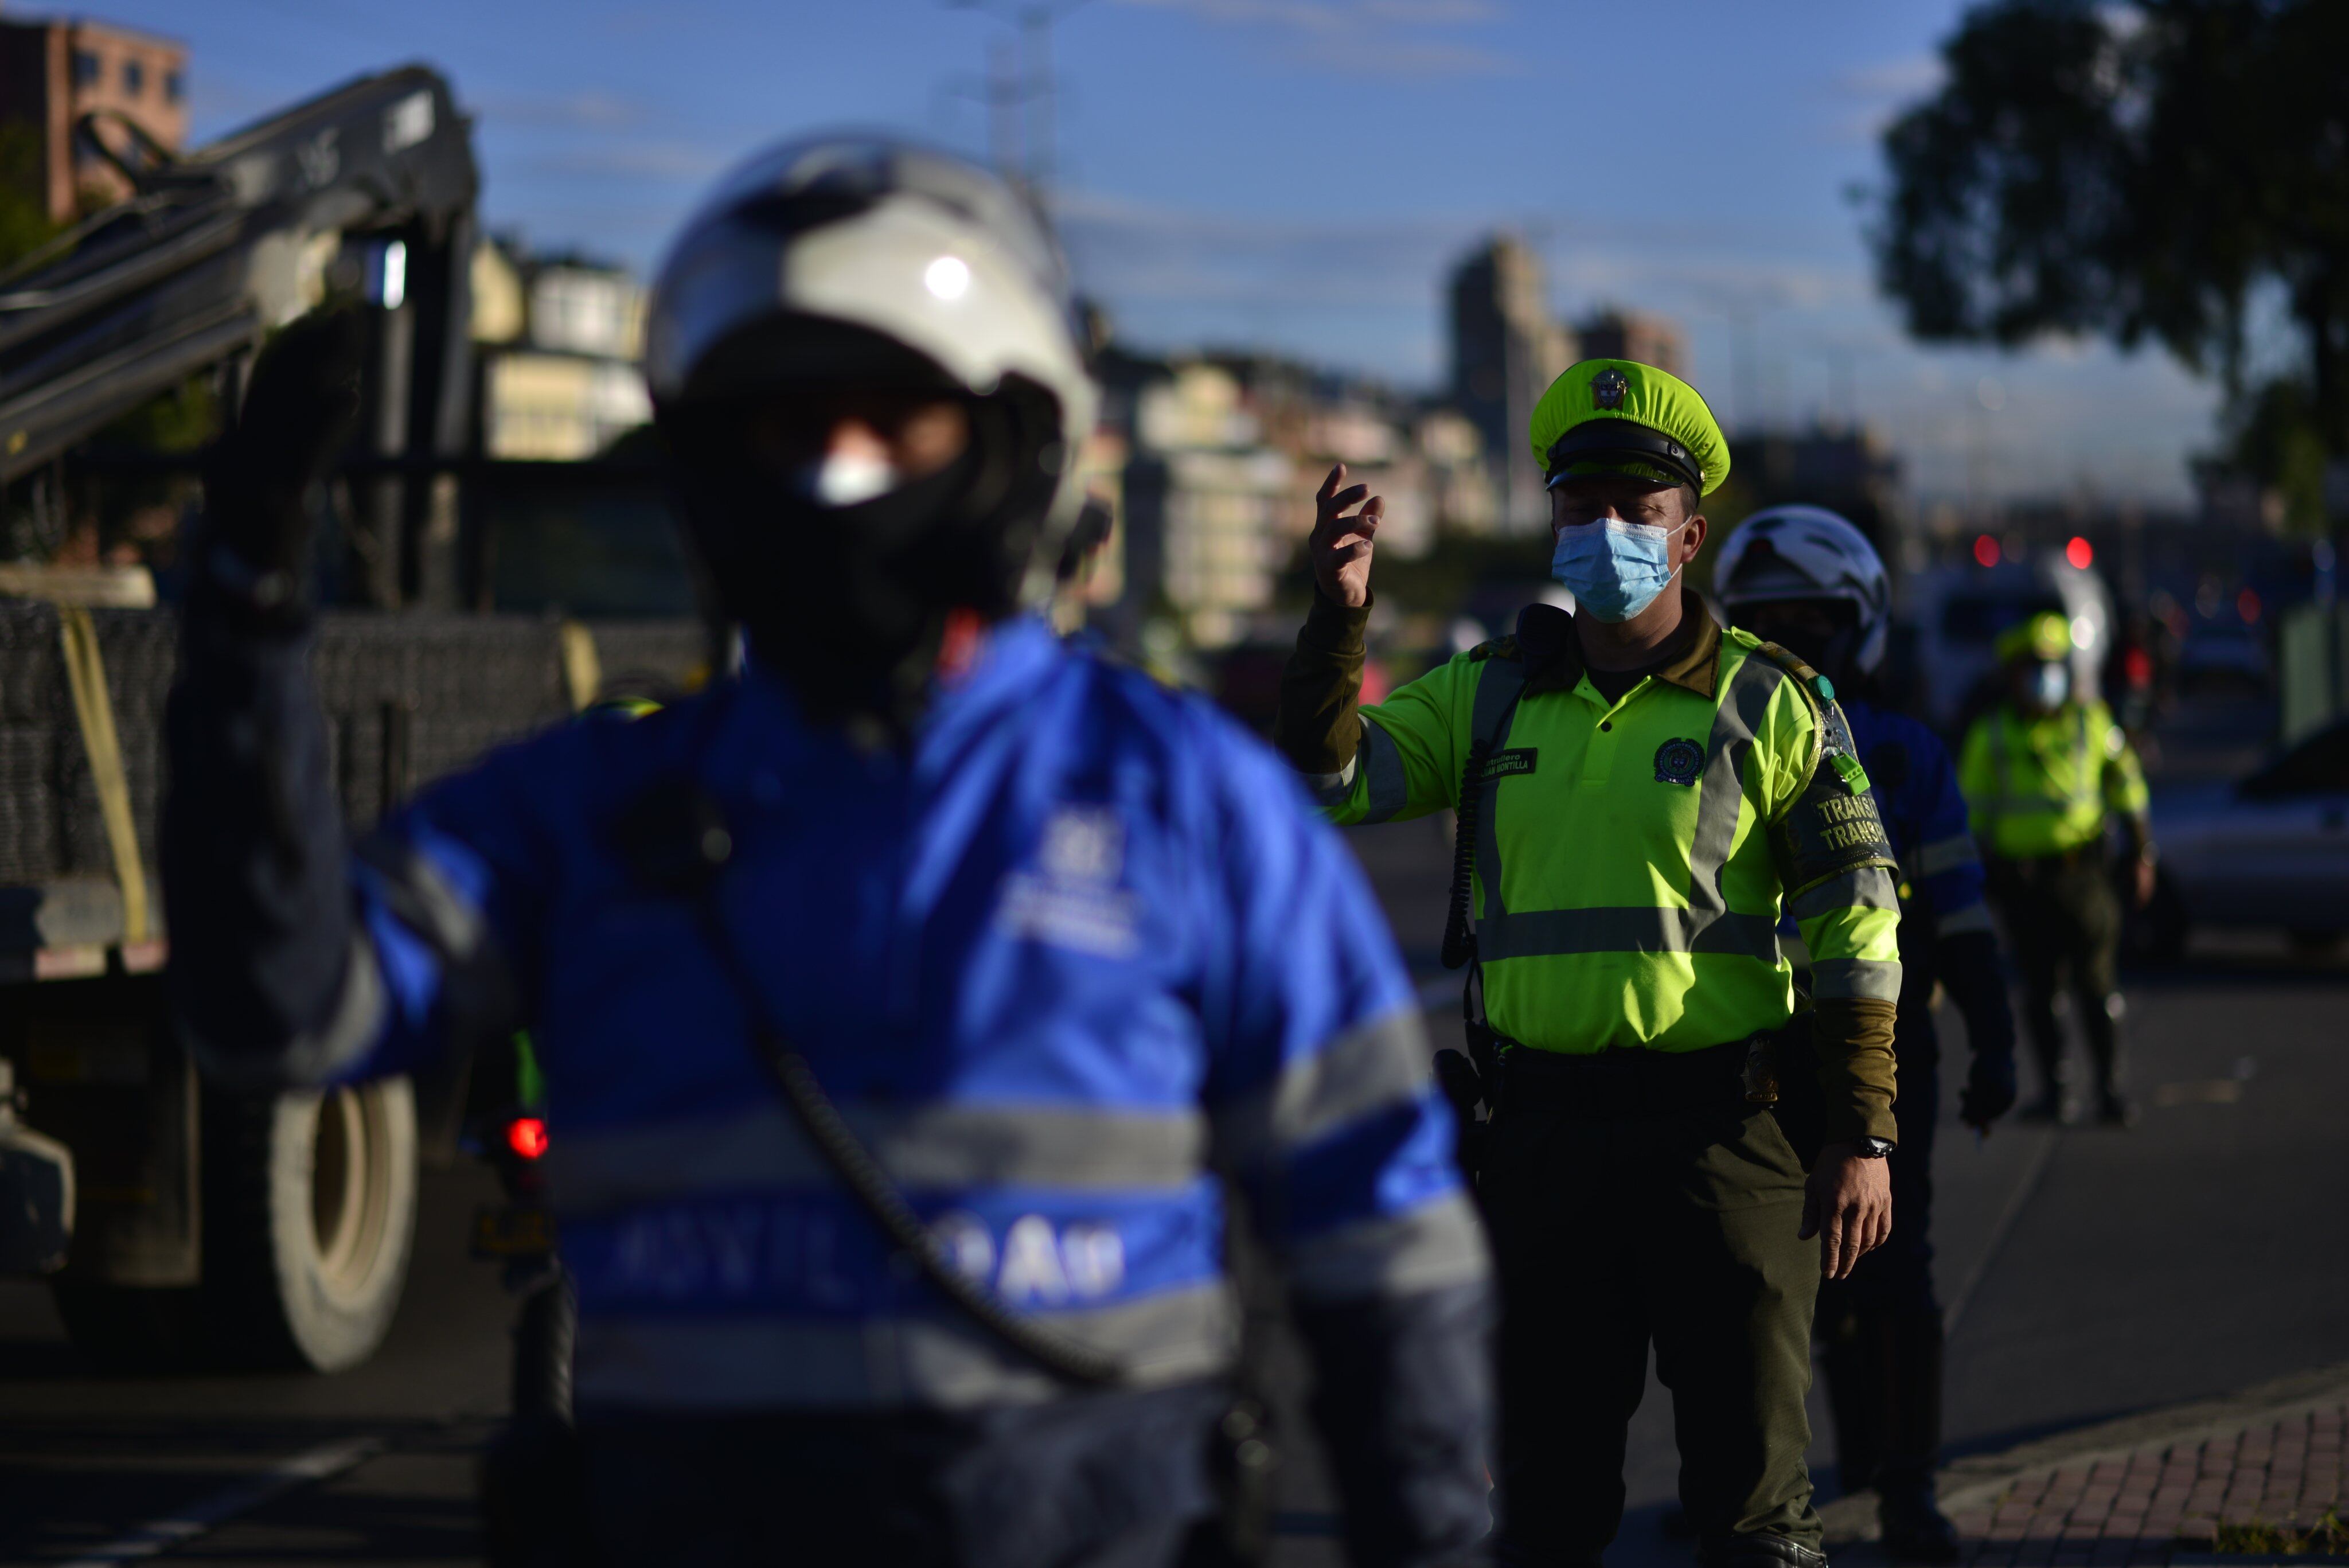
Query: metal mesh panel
[[0, 604, 705, 896]]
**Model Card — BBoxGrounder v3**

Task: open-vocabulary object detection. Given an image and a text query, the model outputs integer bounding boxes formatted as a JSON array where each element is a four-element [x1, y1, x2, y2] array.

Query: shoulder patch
[[1744, 639, 1838, 711], [1773, 755, 1895, 896]]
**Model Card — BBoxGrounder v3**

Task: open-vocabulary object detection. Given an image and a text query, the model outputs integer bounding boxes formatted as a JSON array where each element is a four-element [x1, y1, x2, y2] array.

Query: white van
[[1902, 556, 2113, 732]]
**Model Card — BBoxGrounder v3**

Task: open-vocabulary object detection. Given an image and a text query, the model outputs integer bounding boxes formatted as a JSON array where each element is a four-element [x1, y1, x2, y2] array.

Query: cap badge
[[1592, 368, 1629, 410]]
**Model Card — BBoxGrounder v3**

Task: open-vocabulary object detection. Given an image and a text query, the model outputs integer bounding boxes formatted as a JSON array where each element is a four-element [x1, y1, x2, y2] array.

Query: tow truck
[[0, 66, 697, 1372]]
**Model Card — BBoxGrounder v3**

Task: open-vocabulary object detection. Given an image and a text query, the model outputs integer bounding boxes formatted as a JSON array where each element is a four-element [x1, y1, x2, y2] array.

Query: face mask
[[794, 448, 899, 508], [1550, 518, 1686, 623], [677, 443, 997, 734], [2030, 661, 2071, 708]]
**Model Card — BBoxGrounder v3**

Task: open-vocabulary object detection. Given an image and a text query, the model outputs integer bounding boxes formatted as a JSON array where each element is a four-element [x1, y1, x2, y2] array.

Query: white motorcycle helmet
[[1715, 505, 1893, 678], [645, 137, 1100, 727]]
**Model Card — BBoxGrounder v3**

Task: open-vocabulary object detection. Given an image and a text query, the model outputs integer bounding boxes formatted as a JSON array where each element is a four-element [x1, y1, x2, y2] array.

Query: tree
[[1871, 0, 2349, 505], [0, 123, 64, 270]]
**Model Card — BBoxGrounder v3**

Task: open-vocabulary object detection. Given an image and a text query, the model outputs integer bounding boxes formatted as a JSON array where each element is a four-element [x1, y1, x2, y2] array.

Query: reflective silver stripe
[[1212, 1007, 1431, 1171], [376, 840, 493, 962], [1916, 833, 1981, 876], [1468, 657, 1528, 922], [1687, 654, 1786, 919], [1788, 866, 1902, 923], [1357, 718, 1412, 824], [188, 928, 388, 1090], [575, 1283, 1236, 1411], [1303, 751, 1356, 808], [1285, 1190, 1489, 1304], [549, 1103, 1208, 1215], [1937, 902, 1993, 935], [1810, 955, 1903, 1001], [1477, 905, 1781, 962]]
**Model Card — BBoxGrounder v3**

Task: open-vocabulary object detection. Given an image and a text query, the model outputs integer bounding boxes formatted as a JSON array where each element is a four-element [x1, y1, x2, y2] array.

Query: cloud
[[524, 141, 731, 182], [1109, 0, 1516, 76], [1837, 53, 1942, 102], [477, 89, 651, 131]]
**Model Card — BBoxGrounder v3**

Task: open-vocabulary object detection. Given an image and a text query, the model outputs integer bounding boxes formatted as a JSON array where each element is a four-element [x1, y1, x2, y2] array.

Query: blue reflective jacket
[[1841, 699, 1988, 934], [180, 615, 1480, 1414]]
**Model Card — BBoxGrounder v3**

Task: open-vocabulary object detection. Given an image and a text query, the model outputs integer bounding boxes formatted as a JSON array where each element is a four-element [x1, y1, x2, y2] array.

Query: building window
[[72, 51, 100, 87], [165, 71, 185, 104], [122, 59, 144, 96]]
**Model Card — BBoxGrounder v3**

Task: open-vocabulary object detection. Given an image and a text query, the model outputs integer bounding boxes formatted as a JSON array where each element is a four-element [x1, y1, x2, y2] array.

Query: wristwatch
[[1852, 1136, 1895, 1159]]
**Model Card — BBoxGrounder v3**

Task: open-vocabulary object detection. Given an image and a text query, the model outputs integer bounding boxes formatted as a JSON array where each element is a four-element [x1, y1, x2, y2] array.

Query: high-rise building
[[0, 14, 188, 222], [1448, 234, 1572, 534], [1574, 307, 1687, 379]]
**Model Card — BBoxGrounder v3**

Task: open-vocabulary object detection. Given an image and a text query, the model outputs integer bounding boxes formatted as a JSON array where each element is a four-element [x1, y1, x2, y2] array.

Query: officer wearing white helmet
[[164, 138, 1492, 1566], [1716, 506, 2019, 1564]]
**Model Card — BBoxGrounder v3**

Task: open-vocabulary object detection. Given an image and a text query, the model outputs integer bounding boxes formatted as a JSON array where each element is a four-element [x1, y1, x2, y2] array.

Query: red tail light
[[506, 1117, 549, 1160]]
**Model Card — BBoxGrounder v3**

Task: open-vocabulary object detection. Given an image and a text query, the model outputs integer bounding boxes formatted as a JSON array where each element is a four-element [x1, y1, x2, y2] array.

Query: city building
[[1574, 307, 1687, 379], [470, 241, 651, 459], [1448, 234, 1572, 535], [1120, 361, 1296, 648], [0, 12, 186, 221], [1726, 424, 1904, 548]]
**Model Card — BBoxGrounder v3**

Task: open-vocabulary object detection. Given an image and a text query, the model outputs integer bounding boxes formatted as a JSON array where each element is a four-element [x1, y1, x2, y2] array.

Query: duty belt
[[1497, 1036, 1773, 1119], [1990, 842, 2104, 876]]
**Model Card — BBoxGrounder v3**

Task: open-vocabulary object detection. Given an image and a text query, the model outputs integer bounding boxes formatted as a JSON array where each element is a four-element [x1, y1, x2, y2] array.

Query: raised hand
[[204, 305, 366, 588], [1308, 462, 1383, 610]]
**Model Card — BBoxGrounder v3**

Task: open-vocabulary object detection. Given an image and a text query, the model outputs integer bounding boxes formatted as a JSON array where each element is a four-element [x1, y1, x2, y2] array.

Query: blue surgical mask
[[1550, 518, 1687, 623], [2030, 661, 2070, 708]]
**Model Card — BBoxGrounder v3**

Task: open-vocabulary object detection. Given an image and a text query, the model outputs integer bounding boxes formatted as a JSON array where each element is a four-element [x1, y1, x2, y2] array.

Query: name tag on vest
[[1481, 748, 1538, 781]]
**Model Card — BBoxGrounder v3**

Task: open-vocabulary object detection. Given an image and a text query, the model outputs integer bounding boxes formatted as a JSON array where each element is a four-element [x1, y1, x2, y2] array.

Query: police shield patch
[[1653, 738, 1703, 786]]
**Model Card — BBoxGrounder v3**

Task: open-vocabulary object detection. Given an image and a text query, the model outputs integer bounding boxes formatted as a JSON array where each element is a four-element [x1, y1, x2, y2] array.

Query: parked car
[[2143, 717, 2349, 959]]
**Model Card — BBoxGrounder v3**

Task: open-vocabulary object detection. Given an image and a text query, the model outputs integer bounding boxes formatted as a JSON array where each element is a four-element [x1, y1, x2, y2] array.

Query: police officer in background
[[1277, 360, 1903, 1568], [164, 139, 1491, 1567], [1716, 509, 2020, 1564], [1960, 613, 2155, 1128]]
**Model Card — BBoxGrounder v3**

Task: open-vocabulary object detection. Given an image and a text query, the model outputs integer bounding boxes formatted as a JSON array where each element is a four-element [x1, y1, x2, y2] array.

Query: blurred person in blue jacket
[[1716, 508, 2018, 1566], [164, 138, 1491, 1568]]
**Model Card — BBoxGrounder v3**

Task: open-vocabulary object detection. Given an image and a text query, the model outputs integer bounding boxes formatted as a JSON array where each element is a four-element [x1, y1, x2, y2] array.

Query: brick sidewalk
[[1944, 1399, 2344, 1565], [1823, 1368, 2349, 1566]]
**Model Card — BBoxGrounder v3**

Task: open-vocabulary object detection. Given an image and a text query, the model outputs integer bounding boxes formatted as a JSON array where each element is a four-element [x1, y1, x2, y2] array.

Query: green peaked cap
[[1528, 358, 1731, 497]]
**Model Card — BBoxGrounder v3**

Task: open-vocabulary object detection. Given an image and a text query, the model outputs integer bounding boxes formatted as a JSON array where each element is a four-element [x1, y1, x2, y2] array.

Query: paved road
[[3, 700, 2344, 1566]]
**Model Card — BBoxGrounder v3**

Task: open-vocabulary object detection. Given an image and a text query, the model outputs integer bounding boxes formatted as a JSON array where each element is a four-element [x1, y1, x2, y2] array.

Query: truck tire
[[201, 1077, 419, 1372]]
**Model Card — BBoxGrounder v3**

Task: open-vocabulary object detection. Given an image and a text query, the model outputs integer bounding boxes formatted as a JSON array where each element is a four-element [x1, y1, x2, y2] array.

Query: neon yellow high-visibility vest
[[1958, 700, 2149, 859], [1316, 606, 1901, 1055]]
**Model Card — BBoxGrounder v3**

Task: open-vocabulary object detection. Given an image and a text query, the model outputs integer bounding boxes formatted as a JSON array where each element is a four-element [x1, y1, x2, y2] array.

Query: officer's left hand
[[1800, 1144, 1892, 1280], [1961, 1051, 2019, 1132], [2131, 855, 2157, 909]]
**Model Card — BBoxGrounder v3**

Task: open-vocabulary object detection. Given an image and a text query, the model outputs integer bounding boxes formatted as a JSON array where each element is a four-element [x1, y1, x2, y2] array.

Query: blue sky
[[111, 0, 2220, 505]]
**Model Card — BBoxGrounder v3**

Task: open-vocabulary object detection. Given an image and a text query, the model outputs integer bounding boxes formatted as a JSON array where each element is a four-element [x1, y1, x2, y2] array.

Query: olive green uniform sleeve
[[1761, 681, 1902, 1146], [1276, 587, 1373, 781], [1275, 587, 1469, 826]]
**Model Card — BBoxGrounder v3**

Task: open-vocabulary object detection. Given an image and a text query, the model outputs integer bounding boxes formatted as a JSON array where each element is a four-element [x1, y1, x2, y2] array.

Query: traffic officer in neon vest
[[1276, 360, 1903, 1568], [1958, 612, 2155, 1126], [164, 139, 1493, 1567], [1716, 508, 2020, 1565]]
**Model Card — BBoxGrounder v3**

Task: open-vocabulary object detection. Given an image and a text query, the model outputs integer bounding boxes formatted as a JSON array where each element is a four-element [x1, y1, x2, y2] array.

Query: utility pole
[[943, 0, 1093, 207]]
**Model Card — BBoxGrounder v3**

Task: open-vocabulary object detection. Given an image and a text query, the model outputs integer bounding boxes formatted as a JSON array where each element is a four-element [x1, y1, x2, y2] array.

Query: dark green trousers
[[1484, 1098, 1822, 1565], [1986, 853, 2123, 1097]]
